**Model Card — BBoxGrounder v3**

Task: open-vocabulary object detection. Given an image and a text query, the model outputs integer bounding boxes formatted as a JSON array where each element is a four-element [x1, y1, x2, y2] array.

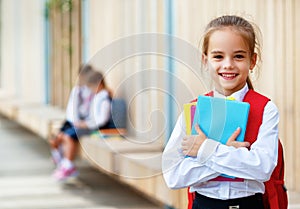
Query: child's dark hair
[[87, 71, 106, 88], [77, 64, 94, 85], [79, 64, 93, 75], [202, 15, 261, 89]]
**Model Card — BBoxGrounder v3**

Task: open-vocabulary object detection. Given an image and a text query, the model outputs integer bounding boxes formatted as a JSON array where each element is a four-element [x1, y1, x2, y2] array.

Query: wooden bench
[[0, 98, 40, 120], [0, 97, 66, 139], [0, 97, 186, 209], [16, 104, 65, 139], [80, 135, 187, 209], [117, 151, 188, 208], [80, 136, 163, 174]]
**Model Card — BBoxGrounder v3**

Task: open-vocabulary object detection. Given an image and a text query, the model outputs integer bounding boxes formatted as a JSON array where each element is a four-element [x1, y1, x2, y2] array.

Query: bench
[[16, 104, 66, 139], [0, 99, 40, 120], [117, 151, 188, 208], [0, 96, 186, 209], [80, 136, 163, 174], [0, 97, 66, 139], [80, 136, 187, 208]]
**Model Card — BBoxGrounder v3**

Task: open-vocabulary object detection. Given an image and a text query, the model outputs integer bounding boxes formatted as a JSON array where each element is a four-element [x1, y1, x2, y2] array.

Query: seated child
[[49, 64, 94, 166], [52, 70, 112, 181]]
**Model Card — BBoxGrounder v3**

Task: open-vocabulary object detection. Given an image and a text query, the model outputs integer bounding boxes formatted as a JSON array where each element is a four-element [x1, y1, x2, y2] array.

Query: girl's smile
[[219, 73, 238, 80]]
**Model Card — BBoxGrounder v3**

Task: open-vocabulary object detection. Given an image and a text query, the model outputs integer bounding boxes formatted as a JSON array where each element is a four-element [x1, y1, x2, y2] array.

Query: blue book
[[191, 96, 250, 144]]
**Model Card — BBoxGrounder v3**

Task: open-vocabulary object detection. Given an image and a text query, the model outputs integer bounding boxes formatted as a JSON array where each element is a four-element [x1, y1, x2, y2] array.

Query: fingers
[[235, 141, 250, 148], [181, 136, 201, 157], [181, 136, 189, 150], [181, 136, 191, 156], [194, 124, 202, 135], [194, 124, 207, 139], [227, 127, 241, 143], [226, 127, 250, 148], [226, 127, 240, 145]]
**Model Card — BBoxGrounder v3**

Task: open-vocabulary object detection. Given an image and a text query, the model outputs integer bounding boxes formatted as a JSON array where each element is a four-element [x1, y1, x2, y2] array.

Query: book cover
[[183, 102, 197, 135], [191, 96, 250, 144]]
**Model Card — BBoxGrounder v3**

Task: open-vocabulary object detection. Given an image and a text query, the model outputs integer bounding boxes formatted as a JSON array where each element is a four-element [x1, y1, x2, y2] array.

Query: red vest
[[187, 90, 287, 209]]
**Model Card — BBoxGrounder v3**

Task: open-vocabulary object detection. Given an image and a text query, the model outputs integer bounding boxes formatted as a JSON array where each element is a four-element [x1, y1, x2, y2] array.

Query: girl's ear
[[250, 53, 257, 70], [202, 53, 208, 66]]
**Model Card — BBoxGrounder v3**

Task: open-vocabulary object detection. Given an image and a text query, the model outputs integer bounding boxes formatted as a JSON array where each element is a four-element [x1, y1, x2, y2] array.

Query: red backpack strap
[[243, 89, 270, 144], [190, 91, 213, 103], [205, 91, 214, 97], [187, 189, 195, 209]]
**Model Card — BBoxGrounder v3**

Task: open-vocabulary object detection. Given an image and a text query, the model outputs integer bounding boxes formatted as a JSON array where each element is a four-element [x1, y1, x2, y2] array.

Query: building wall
[[0, 0, 46, 102]]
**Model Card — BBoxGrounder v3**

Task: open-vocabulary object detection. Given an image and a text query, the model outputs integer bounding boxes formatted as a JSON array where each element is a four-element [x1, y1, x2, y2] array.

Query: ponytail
[[246, 76, 254, 90]]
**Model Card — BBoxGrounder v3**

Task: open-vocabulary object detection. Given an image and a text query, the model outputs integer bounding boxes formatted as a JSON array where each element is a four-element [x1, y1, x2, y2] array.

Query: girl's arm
[[162, 101, 279, 189], [195, 101, 279, 181], [162, 113, 220, 189], [65, 87, 80, 123], [84, 93, 111, 130]]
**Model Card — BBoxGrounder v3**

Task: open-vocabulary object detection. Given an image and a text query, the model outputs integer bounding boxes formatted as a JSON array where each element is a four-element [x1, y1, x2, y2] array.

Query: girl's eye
[[235, 54, 245, 59], [213, 55, 223, 59]]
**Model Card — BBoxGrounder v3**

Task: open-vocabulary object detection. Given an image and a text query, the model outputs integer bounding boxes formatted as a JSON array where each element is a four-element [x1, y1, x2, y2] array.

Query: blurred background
[[0, 0, 300, 208]]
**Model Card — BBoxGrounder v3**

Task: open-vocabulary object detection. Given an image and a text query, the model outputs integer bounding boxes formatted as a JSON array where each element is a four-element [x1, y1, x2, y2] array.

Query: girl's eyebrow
[[210, 50, 248, 54], [210, 50, 223, 54], [234, 50, 247, 54]]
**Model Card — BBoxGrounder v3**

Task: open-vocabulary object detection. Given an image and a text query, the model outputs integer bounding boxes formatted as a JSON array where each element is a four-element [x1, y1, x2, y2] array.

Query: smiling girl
[[162, 15, 281, 209]]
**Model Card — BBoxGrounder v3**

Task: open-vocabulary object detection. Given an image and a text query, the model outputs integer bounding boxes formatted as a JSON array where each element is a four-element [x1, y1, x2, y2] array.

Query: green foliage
[[46, 0, 73, 13]]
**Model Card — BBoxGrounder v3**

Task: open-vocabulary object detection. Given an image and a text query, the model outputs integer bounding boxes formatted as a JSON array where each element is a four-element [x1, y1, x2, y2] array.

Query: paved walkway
[[0, 114, 163, 209]]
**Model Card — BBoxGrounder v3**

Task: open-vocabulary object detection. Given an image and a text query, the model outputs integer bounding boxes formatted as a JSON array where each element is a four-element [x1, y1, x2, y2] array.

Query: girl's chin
[[219, 80, 236, 88], [217, 84, 238, 94]]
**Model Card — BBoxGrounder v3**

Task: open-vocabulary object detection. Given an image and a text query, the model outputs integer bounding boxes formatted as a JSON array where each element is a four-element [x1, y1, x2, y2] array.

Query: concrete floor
[[0, 114, 164, 209]]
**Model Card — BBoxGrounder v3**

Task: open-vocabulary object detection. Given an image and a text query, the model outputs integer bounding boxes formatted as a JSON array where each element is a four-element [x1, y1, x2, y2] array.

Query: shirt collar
[[213, 84, 249, 102]]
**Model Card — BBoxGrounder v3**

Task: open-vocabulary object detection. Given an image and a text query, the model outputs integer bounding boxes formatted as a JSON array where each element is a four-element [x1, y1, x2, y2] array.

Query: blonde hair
[[201, 15, 262, 89]]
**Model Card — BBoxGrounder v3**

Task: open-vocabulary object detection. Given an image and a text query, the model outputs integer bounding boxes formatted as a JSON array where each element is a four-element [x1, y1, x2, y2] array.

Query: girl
[[49, 64, 94, 171], [53, 70, 112, 181], [162, 15, 279, 209]]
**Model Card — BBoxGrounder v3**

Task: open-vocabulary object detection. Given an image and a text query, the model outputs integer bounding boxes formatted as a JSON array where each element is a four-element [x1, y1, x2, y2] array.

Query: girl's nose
[[223, 58, 234, 69]]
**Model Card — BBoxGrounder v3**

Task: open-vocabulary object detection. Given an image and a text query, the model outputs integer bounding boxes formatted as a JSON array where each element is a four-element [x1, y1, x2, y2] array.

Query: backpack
[[104, 98, 127, 129], [187, 90, 288, 209]]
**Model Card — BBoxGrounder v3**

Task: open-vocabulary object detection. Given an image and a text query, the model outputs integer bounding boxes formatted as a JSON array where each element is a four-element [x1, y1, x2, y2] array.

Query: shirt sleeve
[[197, 101, 279, 182], [162, 113, 220, 189], [65, 87, 79, 123], [85, 93, 111, 130]]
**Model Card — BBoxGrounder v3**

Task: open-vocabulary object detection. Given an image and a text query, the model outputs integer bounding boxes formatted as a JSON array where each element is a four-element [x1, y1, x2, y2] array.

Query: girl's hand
[[182, 126, 250, 157], [226, 127, 250, 148], [181, 124, 207, 157], [74, 121, 87, 128]]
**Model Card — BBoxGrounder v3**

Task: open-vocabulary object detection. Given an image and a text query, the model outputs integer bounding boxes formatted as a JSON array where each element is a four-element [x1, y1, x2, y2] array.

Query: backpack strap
[[243, 90, 270, 144]]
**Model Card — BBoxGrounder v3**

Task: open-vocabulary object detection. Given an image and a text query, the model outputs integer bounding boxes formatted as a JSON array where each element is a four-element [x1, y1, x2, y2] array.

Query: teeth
[[222, 73, 236, 78]]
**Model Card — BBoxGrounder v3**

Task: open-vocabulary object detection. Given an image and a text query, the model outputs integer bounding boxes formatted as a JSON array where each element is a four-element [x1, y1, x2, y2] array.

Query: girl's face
[[88, 84, 99, 94], [203, 27, 257, 96], [88, 83, 103, 94]]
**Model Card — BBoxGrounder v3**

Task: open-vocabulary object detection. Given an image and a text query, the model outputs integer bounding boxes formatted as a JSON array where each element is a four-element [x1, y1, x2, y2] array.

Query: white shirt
[[65, 85, 93, 123], [162, 85, 279, 200], [84, 89, 111, 130]]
